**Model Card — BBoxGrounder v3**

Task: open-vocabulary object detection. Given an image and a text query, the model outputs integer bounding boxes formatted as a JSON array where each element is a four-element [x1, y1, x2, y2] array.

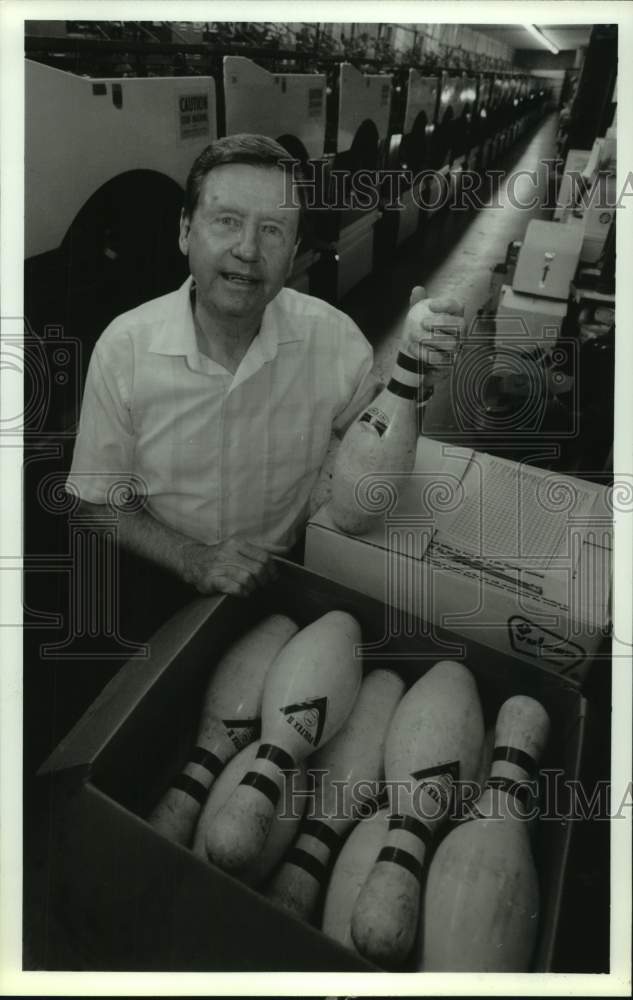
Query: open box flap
[[38, 593, 225, 777]]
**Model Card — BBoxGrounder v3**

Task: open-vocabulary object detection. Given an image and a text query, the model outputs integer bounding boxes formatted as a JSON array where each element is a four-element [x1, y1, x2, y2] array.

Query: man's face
[[179, 163, 300, 323]]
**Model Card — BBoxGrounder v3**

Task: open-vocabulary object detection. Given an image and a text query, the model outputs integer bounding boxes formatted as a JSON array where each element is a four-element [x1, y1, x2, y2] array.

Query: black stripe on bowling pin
[[239, 743, 295, 806], [283, 847, 329, 884], [485, 743, 540, 808], [256, 743, 295, 769], [396, 350, 436, 405], [395, 351, 422, 374], [396, 348, 452, 405], [377, 846, 423, 882], [191, 745, 226, 776], [171, 774, 208, 805], [389, 352, 422, 401], [269, 818, 341, 898], [302, 818, 341, 852], [170, 746, 225, 805], [240, 771, 282, 807], [386, 378, 418, 401], [492, 745, 538, 778], [373, 814, 432, 881]]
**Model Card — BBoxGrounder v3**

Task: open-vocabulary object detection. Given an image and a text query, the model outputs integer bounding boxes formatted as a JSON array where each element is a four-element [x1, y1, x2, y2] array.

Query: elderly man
[[67, 134, 463, 598]]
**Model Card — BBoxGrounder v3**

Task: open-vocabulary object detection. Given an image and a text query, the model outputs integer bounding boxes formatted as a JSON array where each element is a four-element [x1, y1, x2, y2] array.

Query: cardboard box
[[39, 560, 586, 972], [306, 437, 611, 683]]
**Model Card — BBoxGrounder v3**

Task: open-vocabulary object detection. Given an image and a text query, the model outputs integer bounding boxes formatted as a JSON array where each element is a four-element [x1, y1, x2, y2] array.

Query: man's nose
[[232, 222, 260, 261]]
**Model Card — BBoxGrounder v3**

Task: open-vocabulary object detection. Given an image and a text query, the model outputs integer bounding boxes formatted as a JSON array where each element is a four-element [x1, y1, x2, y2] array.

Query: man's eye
[[262, 223, 283, 238], [215, 216, 240, 228]]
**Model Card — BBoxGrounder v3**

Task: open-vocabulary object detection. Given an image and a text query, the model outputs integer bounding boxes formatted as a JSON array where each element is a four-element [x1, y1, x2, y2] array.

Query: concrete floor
[[342, 113, 560, 379]]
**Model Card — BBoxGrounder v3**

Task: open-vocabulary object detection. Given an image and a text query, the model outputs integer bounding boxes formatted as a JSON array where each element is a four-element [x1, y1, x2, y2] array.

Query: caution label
[[308, 87, 323, 118], [179, 92, 210, 140]]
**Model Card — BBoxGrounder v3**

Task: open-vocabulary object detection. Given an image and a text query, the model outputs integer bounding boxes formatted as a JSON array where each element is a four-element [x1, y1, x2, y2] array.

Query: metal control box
[[512, 221, 584, 300]]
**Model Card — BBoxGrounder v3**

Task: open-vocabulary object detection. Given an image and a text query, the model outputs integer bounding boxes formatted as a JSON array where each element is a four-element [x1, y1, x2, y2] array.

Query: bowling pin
[[420, 695, 550, 972], [193, 740, 306, 886], [267, 668, 405, 920], [454, 723, 496, 824], [205, 611, 363, 874], [148, 614, 298, 845], [351, 660, 484, 967], [322, 808, 390, 952], [330, 296, 456, 536]]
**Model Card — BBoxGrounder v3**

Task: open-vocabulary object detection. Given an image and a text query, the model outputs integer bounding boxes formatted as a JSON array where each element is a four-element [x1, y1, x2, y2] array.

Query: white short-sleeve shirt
[[66, 277, 376, 551]]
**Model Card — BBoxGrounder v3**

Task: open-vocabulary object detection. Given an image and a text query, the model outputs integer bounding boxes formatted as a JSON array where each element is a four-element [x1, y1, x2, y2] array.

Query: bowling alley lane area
[[18, 16, 623, 986]]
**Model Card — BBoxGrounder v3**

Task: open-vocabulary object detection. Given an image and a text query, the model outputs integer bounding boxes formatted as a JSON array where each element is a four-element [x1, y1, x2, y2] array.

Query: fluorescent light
[[522, 23, 560, 55]]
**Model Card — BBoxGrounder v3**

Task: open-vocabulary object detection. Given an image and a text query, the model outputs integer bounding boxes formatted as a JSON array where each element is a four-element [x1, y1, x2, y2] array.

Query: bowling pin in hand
[[403, 285, 464, 407], [351, 660, 484, 967], [148, 614, 298, 845], [330, 287, 463, 536], [420, 695, 550, 972], [267, 668, 404, 921], [205, 611, 363, 874]]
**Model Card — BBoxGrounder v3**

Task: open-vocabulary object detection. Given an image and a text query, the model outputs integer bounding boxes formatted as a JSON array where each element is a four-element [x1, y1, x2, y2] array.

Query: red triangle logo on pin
[[280, 697, 328, 747]]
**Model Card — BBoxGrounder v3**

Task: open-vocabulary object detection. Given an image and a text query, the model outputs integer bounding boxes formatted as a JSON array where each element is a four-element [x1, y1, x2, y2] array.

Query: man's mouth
[[221, 272, 260, 286]]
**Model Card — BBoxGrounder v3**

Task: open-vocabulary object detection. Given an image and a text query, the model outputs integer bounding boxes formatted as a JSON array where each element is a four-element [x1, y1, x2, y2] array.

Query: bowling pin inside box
[[40, 560, 588, 972]]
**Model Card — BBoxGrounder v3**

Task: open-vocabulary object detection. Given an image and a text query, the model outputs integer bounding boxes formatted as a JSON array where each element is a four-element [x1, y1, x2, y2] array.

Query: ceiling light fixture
[[522, 23, 560, 55]]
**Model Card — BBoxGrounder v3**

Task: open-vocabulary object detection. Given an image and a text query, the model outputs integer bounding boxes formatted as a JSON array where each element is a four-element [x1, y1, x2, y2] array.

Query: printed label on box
[[508, 615, 585, 673]]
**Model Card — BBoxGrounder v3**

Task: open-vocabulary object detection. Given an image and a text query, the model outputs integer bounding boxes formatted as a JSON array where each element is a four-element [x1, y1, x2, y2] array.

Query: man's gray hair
[[183, 133, 306, 232]]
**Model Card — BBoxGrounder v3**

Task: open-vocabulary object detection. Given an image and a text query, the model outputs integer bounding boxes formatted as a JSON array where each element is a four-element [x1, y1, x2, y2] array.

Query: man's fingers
[[409, 285, 426, 307], [232, 539, 275, 564], [212, 575, 256, 598], [427, 296, 465, 316], [419, 312, 464, 335], [409, 324, 462, 352], [216, 557, 269, 587], [230, 540, 278, 583], [416, 330, 461, 351]]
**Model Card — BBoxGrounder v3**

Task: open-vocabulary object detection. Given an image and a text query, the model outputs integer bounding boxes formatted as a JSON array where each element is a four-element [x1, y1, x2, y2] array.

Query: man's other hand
[[180, 537, 277, 597]]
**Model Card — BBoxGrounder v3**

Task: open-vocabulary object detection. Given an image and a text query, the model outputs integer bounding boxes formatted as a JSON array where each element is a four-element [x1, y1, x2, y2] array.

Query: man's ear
[[178, 209, 190, 256]]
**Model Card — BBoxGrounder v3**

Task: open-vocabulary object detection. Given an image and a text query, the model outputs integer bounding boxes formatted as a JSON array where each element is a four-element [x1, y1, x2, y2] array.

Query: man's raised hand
[[405, 285, 465, 367]]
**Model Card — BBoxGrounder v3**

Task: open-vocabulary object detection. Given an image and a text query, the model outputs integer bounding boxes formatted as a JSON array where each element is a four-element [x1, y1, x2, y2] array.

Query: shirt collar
[[147, 276, 199, 360], [147, 276, 302, 375]]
